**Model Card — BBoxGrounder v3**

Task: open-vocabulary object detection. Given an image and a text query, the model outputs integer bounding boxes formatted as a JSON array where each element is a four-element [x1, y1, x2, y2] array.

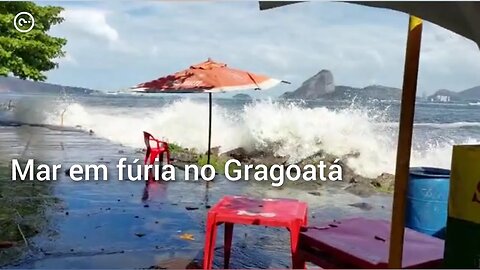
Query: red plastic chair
[[143, 131, 171, 166]]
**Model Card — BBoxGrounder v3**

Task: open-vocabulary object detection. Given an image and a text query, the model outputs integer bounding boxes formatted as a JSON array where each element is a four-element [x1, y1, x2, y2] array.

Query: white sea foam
[[380, 121, 480, 128], [42, 99, 479, 178]]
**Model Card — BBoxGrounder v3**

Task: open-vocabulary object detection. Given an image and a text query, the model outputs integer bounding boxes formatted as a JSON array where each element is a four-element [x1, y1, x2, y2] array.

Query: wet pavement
[[0, 125, 392, 269]]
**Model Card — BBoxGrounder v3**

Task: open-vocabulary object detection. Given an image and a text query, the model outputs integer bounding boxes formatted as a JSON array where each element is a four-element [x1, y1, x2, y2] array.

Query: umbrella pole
[[207, 92, 212, 165], [388, 15, 423, 268], [205, 92, 212, 208]]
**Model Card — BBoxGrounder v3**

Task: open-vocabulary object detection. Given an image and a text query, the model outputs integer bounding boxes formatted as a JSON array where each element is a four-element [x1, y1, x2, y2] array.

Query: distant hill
[[323, 85, 401, 101], [458, 86, 480, 100], [281, 70, 335, 100], [428, 86, 480, 102], [0, 76, 99, 95], [282, 69, 480, 102], [281, 70, 401, 101]]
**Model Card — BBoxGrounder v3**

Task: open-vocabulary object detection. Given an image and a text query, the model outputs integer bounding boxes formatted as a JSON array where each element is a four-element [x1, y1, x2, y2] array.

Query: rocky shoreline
[[166, 145, 395, 197]]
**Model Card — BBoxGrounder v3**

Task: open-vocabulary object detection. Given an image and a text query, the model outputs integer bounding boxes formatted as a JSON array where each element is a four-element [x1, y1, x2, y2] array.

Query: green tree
[[0, 1, 66, 81]]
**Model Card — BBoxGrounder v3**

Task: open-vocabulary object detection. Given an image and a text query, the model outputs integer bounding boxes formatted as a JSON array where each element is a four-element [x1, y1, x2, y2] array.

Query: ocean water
[[2, 92, 478, 268], [1, 92, 480, 178]]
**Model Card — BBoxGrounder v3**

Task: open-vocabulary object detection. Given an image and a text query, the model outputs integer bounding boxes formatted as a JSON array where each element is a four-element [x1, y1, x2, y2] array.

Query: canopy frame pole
[[388, 15, 423, 268], [207, 92, 213, 165]]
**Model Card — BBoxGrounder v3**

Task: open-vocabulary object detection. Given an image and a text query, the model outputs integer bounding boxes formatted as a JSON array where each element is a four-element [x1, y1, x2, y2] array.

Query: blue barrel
[[406, 167, 450, 239]]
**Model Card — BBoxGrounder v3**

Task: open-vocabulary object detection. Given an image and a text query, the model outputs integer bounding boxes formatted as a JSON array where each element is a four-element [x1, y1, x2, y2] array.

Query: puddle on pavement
[[0, 126, 392, 268]]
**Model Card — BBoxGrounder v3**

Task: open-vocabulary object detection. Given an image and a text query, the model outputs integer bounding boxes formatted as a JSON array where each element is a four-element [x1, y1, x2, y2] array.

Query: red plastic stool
[[203, 195, 308, 269], [143, 131, 171, 166]]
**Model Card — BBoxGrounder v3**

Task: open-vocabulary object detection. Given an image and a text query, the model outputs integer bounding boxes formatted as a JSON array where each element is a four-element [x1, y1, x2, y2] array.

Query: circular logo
[[13, 12, 35, 33]]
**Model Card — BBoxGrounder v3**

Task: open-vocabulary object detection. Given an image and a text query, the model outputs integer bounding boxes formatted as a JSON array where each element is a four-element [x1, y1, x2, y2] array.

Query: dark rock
[[149, 266, 167, 270], [222, 147, 290, 168], [168, 141, 395, 197], [185, 206, 199, 211], [343, 183, 375, 197], [293, 150, 396, 195], [372, 173, 395, 192], [232, 93, 253, 101], [172, 151, 198, 164], [220, 147, 249, 162], [0, 241, 15, 249], [308, 191, 321, 196], [370, 180, 381, 188], [135, 233, 146, 237], [251, 155, 289, 167], [151, 258, 202, 269], [348, 202, 373, 211], [207, 146, 220, 157]]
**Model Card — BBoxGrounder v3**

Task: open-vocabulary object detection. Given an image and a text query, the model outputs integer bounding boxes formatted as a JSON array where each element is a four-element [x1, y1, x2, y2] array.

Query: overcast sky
[[42, 1, 480, 96]]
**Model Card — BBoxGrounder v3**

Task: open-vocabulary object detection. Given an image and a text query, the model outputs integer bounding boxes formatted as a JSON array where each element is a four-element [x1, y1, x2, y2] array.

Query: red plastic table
[[203, 195, 308, 269], [298, 218, 445, 268]]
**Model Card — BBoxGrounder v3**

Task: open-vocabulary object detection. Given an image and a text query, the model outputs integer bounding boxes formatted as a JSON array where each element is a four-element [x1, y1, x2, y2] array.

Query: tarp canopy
[[259, 1, 480, 48]]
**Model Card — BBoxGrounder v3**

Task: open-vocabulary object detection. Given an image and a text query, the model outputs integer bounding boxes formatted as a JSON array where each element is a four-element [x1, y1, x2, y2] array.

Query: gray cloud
[[45, 1, 480, 96]]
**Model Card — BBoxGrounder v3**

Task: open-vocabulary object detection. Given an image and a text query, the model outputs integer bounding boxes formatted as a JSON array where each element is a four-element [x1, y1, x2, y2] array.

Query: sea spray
[[45, 99, 248, 153], [241, 99, 396, 176], [41, 98, 479, 178]]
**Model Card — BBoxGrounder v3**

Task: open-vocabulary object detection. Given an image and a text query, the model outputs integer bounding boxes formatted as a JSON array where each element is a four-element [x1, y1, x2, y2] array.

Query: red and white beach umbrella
[[133, 58, 288, 163]]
